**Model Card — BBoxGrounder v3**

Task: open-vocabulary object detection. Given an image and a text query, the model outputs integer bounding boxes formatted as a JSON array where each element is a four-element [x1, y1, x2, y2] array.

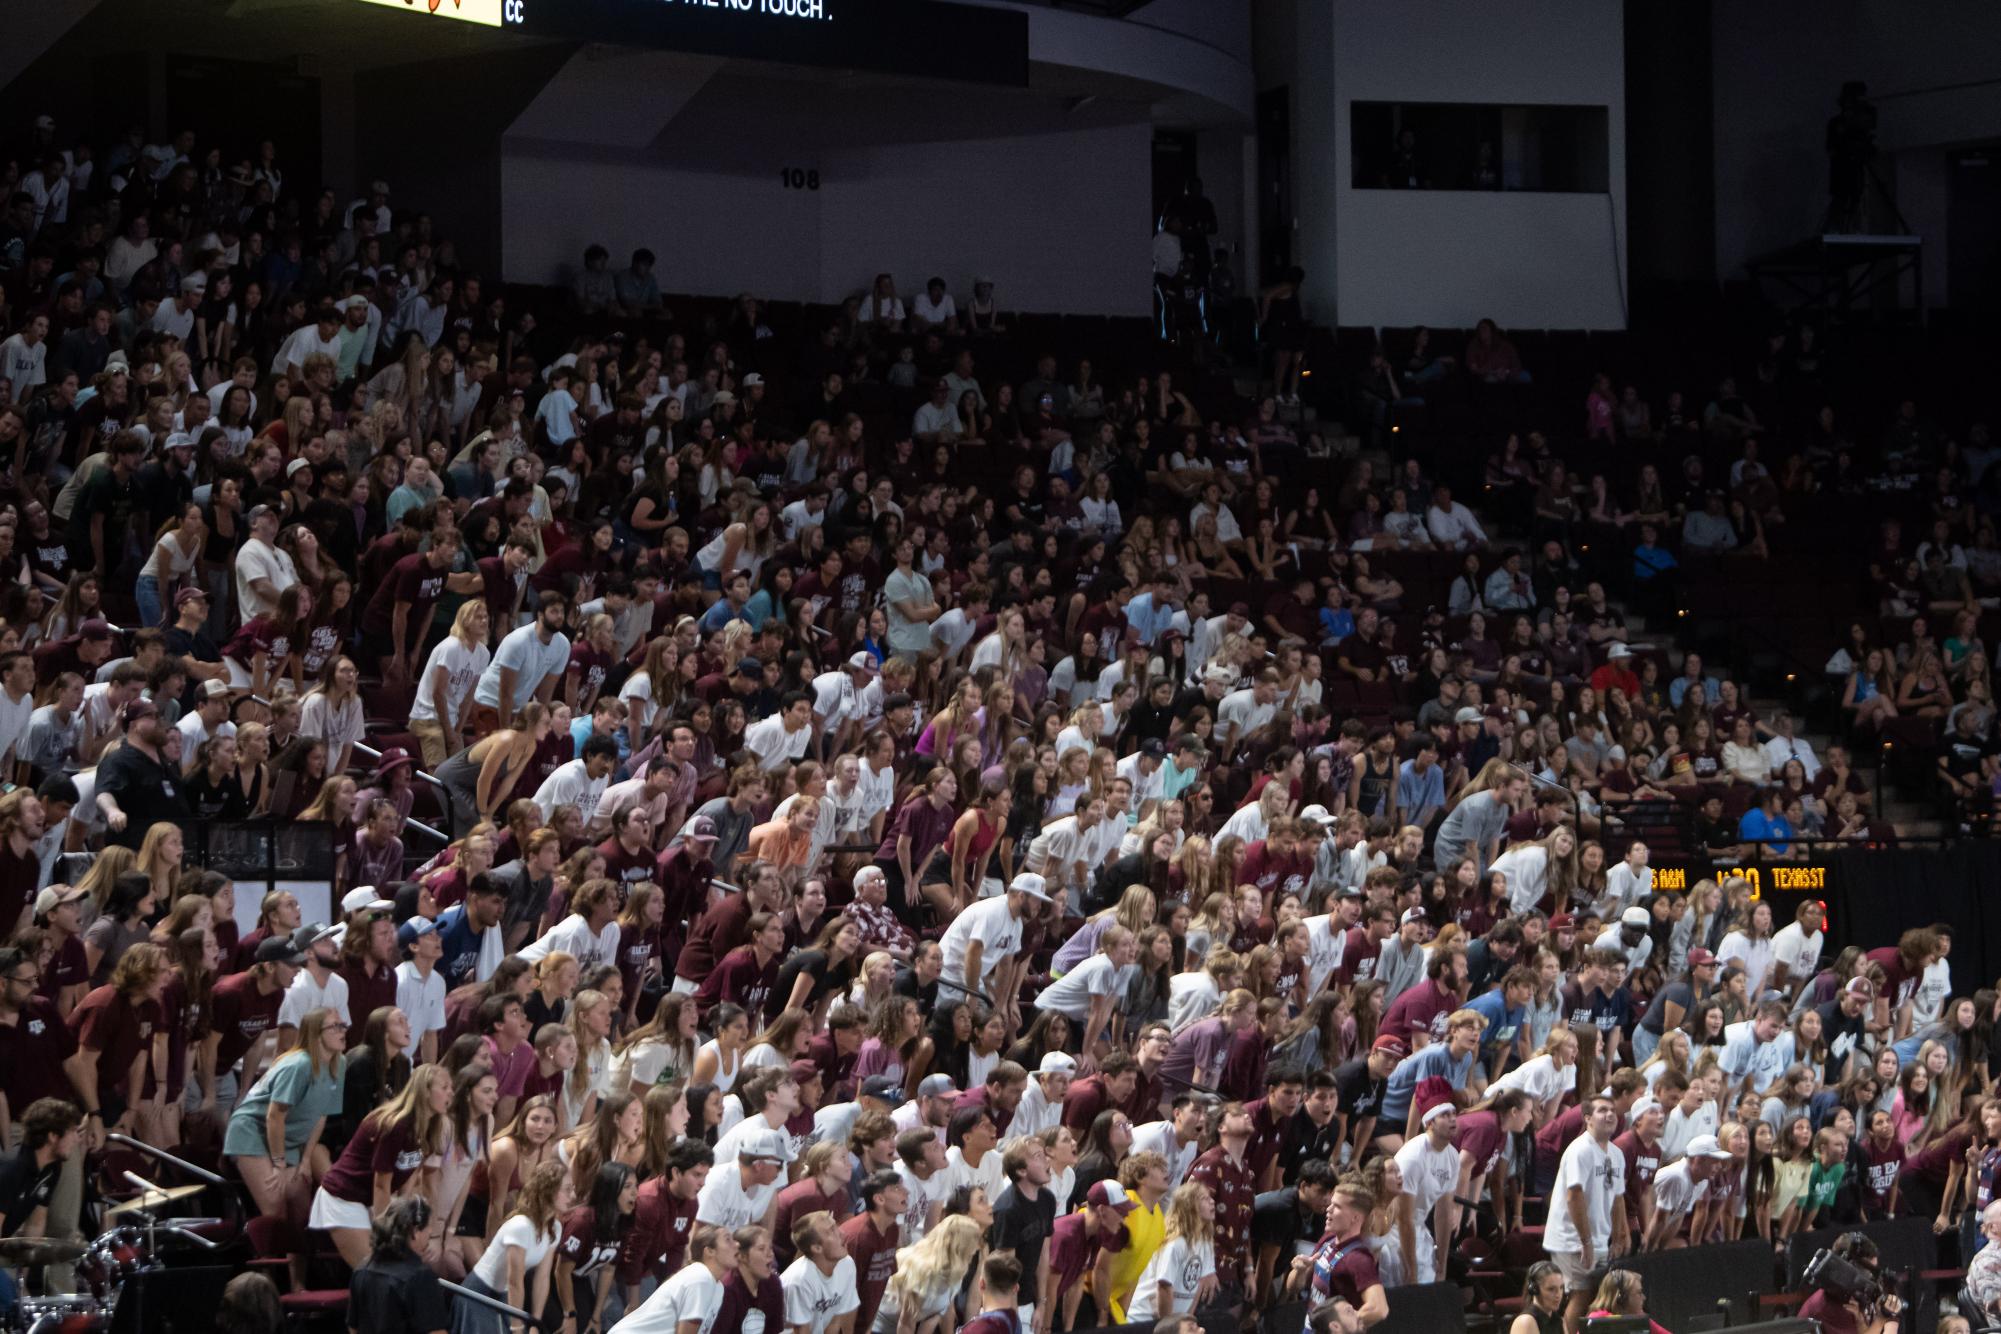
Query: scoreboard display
[[1650, 863, 1833, 898], [350, 0, 1031, 87]]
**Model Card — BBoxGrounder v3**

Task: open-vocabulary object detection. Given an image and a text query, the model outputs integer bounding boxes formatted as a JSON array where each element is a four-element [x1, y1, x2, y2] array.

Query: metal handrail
[[440, 1278, 539, 1329]]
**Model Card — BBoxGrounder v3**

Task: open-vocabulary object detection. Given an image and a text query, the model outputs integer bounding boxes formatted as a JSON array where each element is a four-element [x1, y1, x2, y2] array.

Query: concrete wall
[[1326, 0, 1628, 330], [498, 60, 1155, 314], [1711, 0, 2001, 304]]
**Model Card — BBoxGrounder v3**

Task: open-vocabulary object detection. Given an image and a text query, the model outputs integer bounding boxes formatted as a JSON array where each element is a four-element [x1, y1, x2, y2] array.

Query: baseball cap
[[1371, 1034, 1409, 1059], [199, 678, 228, 699], [741, 373, 764, 388], [174, 587, 209, 609], [1607, 643, 1633, 660], [285, 457, 312, 478], [121, 699, 158, 727], [1454, 706, 1484, 725], [1086, 1180, 1138, 1215], [846, 651, 877, 674], [684, 815, 719, 844], [917, 1074, 958, 1099], [1686, 1134, 1734, 1160], [734, 656, 763, 677], [78, 619, 113, 643], [163, 432, 196, 453], [1400, 907, 1428, 926], [860, 1075, 903, 1102], [1337, 885, 1366, 899], [737, 1127, 791, 1163], [341, 886, 379, 914], [1844, 977, 1875, 998], [255, 935, 307, 966], [788, 1059, 822, 1088], [1140, 737, 1166, 759], [181, 273, 207, 293], [1549, 913, 1577, 931], [1687, 948, 1717, 967], [292, 924, 339, 953], [245, 503, 275, 524], [396, 916, 439, 948], [1629, 1097, 1663, 1121], [1038, 1052, 1077, 1076], [1298, 804, 1335, 830], [1620, 906, 1651, 928], [33, 884, 85, 918], [1008, 872, 1052, 903]]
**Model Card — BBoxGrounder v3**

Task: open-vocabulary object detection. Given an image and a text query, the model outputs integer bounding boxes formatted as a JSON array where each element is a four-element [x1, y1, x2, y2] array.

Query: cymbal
[[104, 1183, 205, 1218], [0, 1237, 86, 1264]]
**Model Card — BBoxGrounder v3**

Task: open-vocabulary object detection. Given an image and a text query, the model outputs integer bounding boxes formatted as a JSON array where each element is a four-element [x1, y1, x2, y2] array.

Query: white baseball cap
[[1009, 872, 1052, 903], [1620, 906, 1651, 928], [1038, 1051, 1077, 1076], [1298, 804, 1335, 830], [738, 1127, 792, 1163], [1686, 1134, 1734, 1160]]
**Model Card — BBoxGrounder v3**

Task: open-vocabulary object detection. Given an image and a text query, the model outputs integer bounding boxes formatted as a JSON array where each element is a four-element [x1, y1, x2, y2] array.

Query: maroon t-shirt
[[1334, 927, 1381, 987], [840, 1213, 901, 1333], [0, 995, 78, 1111], [39, 935, 89, 1003], [596, 837, 656, 890], [341, 960, 398, 1030], [1614, 1130, 1662, 1230], [69, 986, 161, 1104], [210, 969, 284, 1072], [0, 843, 39, 937], [362, 552, 451, 639], [692, 946, 777, 1024], [1456, 1109, 1509, 1181], [1860, 1136, 1904, 1209], [1048, 1209, 1125, 1288], [556, 1205, 621, 1278], [1864, 948, 1920, 1011], [616, 1177, 700, 1286], [1380, 979, 1461, 1046], [320, 1116, 422, 1204], [772, 1179, 851, 1267], [568, 642, 612, 708], [1244, 1098, 1288, 1185]]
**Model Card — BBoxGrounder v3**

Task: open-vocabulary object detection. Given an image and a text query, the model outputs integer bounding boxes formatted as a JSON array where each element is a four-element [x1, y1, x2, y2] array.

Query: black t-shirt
[[1251, 1185, 1321, 1257], [1280, 1108, 1342, 1183], [892, 966, 939, 1013], [348, 1247, 452, 1334], [93, 743, 189, 850], [0, 1148, 58, 1235], [1331, 1056, 1385, 1121], [990, 1181, 1056, 1281], [1815, 999, 1868, 1084], [65, 467, 140, 562], [1639, 980, 1695, 1035]]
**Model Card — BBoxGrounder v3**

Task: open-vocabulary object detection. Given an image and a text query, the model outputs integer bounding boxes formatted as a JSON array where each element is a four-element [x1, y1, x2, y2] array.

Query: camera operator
[[1801, 1233, 1904, 1334], [1966, 1200, 2001, 1318]]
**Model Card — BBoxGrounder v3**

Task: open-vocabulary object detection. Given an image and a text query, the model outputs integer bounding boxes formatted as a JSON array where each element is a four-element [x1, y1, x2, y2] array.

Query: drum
[[71, 1232, 147, 1303], [14, 1296, 110, 1334]]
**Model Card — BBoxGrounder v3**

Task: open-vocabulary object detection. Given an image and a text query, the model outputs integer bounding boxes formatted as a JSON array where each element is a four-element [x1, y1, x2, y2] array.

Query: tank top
[[1357, 754, 1394, 818], [699, 1038, 741, 1093]]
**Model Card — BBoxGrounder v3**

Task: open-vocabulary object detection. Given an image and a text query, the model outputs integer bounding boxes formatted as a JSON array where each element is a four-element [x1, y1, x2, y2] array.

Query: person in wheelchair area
[[1965, 1201, 2001, 1330]]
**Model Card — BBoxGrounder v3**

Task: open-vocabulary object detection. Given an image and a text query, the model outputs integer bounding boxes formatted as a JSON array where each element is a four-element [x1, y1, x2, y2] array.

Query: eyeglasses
[[7, 972, 37, 986]]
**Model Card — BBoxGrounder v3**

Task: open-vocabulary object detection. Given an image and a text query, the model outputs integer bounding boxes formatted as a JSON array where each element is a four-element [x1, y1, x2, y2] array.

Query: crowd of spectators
[[2, 113, 2001, 1334]]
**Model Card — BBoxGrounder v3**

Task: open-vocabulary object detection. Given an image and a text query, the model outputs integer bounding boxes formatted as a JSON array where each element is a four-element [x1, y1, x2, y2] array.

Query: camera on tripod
[[1803, 1240, 1907, 1318]]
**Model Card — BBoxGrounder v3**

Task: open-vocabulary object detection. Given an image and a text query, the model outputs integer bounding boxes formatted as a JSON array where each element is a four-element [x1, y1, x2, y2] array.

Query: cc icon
[[504, 0, 525, 21]]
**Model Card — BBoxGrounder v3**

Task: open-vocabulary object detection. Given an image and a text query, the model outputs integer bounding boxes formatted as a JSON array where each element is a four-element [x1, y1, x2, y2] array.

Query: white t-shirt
[[929, 607, 977, 657], [1302, 913, 1349, 999], [278, 968, 350, 1028], [1490, 1053, 1575, 1105], [1715, 932, 1775, 992], [610, 1262, 723, 1334], [1648, 1158, 1708, 1226], [1769, 922, 1825, 990], [273, 324, 341, 376], [472, 1213, 560, 1288], [1392, 1135, 1461, 1281], [1036, 953, 1126, 1024], [1659, 1101, 1718, 1163], [781, 1256, 859, 1334], [532, 758, 609, 827], [742, 714, 810, 773], [1216, 688, 1275, 739], [0, 688, 33, 771], [0, 335, 46, 399], [1544, 1134, 1625, 1254], [1913, 956, 1953, 1026], [1717, 1019, 1789, 1094], [1166, 972, 1220, 1033], [945, 1145, 1006, 1200], [1127, 1235, 1214, 1321], [393, 961, 446, 1059], [895, 1164, 952, 1246], [233, 538, 297, 621], [476, 624, 572, 711], [409, 637, 489, 727], [1130, 1121, 1198, 1187], [938, 896, 1022, 990], [694, 1163, 779, 1229], [808, 671, 861, 732], [518, 915, 621, 973]]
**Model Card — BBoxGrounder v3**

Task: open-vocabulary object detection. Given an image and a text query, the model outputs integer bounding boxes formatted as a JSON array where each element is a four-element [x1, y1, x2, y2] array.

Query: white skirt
[[308, 1186, 373, 1231]]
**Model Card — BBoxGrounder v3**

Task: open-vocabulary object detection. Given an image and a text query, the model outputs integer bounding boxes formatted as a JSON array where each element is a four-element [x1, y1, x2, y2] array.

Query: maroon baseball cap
[[1687, 948, 1717, 967], [122, 699, 158, 727], [1549, 913, 1577, 931], [1085, 1180, 1138, 1215], [1370, 1034, 1409, 1059], [685, 815, 719, 844]]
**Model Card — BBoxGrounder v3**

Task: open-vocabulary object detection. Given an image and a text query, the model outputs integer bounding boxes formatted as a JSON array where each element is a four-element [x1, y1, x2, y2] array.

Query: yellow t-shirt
[[1108, 1199, 1166, 1322]]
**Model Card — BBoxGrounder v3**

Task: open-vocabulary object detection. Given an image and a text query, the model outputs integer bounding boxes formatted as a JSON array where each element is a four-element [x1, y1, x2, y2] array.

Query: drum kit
[[0, 1181, 219, 1334]]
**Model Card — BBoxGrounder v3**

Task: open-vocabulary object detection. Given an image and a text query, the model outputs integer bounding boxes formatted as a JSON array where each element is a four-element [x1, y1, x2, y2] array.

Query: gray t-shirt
[[475, 623, 572, 711], [883, 567, 933, 655]]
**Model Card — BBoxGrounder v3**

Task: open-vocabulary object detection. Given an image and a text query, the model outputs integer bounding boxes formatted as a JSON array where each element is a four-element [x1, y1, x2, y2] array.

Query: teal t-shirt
[[223, 1053, 345, 1164]]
